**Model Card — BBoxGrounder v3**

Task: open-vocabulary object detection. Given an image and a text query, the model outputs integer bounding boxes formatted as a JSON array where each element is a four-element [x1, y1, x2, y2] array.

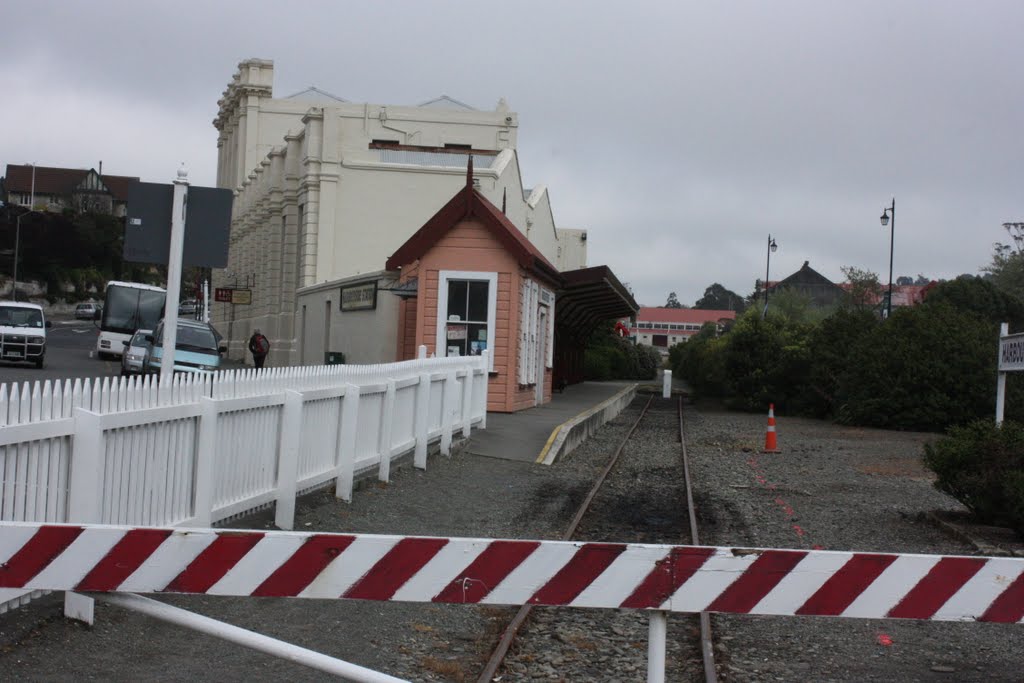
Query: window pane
[[467, 281, 488, 322], [467, 324, 488, 356], [447, 280, 468, 321]]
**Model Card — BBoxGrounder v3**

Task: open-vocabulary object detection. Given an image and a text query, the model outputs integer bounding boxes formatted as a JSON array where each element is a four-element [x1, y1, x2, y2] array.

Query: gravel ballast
[[0, 394, 1021, 682]]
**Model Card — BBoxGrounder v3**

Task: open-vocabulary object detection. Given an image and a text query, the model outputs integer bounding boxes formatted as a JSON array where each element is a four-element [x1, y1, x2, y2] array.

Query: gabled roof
[[417, 95, 476, 111], [385, 158, 560, 283], [283, 86, 348, 103], [773, 261, 842, 290], [635, 307, 736, 324], [3, 165, 138, 201]]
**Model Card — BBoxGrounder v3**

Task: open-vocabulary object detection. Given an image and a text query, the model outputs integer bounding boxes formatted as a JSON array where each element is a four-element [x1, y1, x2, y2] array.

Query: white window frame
[[436, 270, 498, 372]]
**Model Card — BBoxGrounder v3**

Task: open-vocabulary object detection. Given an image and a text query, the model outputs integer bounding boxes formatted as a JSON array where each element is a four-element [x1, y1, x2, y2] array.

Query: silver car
[[121, 329, 152, 376]]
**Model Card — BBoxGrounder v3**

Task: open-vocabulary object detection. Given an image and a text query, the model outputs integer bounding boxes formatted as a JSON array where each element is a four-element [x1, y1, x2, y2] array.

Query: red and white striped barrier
[[1, 523, 1021, 623]]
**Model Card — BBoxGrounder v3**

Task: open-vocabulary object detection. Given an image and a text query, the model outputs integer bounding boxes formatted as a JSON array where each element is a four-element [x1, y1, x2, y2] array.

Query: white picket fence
[[0, 352, 489, 613]]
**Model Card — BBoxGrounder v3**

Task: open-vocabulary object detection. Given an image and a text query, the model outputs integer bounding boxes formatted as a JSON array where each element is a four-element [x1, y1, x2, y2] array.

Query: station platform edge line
[[536, 385, 638, 465]]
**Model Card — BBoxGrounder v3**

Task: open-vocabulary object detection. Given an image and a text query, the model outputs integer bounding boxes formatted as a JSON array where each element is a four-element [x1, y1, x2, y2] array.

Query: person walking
[[248, 328, 270, 369]]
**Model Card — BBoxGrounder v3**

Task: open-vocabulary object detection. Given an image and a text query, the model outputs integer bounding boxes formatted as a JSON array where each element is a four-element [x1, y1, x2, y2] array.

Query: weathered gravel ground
[[687, 404, 1024, 682], [0, 394, 1021, 682]]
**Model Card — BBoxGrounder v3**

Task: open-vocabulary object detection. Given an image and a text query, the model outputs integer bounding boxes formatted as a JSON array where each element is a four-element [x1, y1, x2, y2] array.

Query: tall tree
[[841, 266, 883, 311], [694, 283, 746, 312], [664, 291, 684, 308], [983, 223, 1024, 302]]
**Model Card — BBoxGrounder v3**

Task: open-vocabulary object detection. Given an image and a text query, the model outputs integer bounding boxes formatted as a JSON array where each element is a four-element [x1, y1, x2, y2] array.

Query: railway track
[[478, 393, 717, 682]]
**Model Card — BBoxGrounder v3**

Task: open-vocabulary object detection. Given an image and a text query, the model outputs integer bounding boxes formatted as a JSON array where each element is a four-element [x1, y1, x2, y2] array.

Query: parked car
[[147, 319, 226, 375], [178, 299, 198, 316], [75, 302, 102, 320], [0, 301, 52, 368], [120, 328, 153, 376]]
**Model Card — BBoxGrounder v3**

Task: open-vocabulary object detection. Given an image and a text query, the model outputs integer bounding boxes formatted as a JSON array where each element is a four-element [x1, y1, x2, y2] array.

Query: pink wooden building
[[386, 163, 563, 413]]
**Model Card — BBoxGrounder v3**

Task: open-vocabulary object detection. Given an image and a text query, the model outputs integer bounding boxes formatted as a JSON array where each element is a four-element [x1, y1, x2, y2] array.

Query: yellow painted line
[[534, 386, 637, 465]]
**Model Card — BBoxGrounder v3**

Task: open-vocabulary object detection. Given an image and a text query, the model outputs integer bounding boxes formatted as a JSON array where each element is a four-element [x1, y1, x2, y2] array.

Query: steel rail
[[678, 395, 718, 683], [476, 394, 656, 683]]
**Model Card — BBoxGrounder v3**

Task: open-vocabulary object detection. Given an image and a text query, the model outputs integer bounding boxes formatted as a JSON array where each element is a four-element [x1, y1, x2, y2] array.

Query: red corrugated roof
[[634, 307, 736, 324]]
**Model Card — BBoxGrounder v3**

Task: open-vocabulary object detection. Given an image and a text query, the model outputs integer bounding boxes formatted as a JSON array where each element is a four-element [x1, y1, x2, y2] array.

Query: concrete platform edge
[[538, 384, 638, 466]]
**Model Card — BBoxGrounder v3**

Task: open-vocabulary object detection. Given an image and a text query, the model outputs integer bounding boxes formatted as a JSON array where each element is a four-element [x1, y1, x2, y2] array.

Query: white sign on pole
[[998, 331, 1024, 372], [996, 323, 1020, 425]]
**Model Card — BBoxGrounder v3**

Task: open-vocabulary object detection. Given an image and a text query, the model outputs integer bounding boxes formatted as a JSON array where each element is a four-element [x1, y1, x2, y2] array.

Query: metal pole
[[13, 214, 20, 301], [997, 322, 1008, 425], [762, 234, 773, 319], [887, 198, 895, 319], [94, 593, 406, 683], [647, 611, 668, 683], [160, 166, 188, 384]]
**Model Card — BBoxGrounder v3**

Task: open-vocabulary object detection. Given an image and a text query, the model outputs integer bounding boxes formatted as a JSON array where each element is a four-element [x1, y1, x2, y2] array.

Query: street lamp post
[[880, 198, 895, 319], [11, 164, 37, 302], [763, 234, 778, 318]]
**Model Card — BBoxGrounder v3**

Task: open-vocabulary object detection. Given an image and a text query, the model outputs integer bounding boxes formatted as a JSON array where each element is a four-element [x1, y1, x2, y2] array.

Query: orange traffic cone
[[763, 403, 781, 453]]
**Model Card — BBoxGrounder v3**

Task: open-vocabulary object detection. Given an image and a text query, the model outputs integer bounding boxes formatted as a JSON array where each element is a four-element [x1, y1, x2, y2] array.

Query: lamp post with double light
[[12, 208, 39, 302], [762, 235, 778, 318], [880, 198, 895, 319], [11, 164, 37, 302]]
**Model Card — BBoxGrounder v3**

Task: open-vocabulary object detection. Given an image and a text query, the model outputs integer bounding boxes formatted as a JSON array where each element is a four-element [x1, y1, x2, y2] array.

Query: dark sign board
[[214, 288, 251, 305], [340, 282, 377, 311], [123, 182, 232, 267]]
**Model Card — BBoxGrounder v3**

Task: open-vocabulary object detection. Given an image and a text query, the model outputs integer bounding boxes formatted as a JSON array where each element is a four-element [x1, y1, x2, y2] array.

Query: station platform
[[468, 381, 639, 464]]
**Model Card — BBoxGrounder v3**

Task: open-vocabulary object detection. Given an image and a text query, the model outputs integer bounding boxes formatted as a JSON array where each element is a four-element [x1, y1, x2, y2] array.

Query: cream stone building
[[212, 59, 586, 366]]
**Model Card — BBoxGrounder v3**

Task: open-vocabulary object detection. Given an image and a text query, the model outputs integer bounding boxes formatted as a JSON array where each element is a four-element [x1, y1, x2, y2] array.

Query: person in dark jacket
[[248, 328, 270, 369]]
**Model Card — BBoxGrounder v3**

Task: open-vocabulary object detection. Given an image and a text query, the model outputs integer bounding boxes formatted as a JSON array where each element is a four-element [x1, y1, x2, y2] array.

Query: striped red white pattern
[[1, 523, 1022, 623]]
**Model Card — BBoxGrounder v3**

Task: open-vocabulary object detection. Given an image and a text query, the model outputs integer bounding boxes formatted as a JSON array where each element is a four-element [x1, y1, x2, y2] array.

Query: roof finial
[[466, 154, 474, 188]]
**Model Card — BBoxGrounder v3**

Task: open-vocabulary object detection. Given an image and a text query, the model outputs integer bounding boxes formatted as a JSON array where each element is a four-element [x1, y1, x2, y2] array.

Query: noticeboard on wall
[[214, 288, 252, 305], [340, 282, 377, 312]]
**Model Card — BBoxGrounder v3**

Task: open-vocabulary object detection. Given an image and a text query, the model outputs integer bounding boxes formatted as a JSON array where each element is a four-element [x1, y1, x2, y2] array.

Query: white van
[[0, 301, 51, 368]]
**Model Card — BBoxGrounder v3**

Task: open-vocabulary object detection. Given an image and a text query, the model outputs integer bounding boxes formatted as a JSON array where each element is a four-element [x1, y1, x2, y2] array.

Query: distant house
[[767, 261, 846, 307], [628, 307, 736, 349], [1, 164, 138, 217]]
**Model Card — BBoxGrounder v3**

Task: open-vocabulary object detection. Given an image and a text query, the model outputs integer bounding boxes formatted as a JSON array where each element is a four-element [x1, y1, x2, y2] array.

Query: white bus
[[96, 281, 166, 359]]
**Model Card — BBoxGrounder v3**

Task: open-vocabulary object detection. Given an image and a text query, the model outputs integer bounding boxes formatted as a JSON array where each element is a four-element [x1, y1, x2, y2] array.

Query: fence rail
[[0, 352, 488, 613]]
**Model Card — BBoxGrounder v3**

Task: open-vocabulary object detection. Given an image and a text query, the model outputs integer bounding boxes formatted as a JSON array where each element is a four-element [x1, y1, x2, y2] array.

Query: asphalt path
[[0, 318, 122, 389]]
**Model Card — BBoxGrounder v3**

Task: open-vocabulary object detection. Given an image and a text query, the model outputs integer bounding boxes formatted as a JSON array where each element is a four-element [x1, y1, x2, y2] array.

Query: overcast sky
[[2, 1, 1021, 307]]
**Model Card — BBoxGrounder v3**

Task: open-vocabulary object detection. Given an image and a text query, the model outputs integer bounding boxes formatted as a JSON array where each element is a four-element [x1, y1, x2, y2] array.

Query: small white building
[[212, 59, 586, 366]]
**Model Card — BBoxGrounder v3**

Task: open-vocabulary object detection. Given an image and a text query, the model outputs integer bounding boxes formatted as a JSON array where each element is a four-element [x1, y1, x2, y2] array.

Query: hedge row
[[670, 277, 1024, 431]]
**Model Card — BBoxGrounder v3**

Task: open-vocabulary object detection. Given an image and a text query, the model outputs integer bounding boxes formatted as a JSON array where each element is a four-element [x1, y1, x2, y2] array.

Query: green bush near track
[[924, 419, 1024, 536]]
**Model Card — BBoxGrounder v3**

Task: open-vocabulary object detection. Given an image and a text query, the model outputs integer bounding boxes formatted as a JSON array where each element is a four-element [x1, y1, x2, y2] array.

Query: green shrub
[[584, 347, 613, 380], [923, 419, 1024, 535], [839, 303, 997, 430]]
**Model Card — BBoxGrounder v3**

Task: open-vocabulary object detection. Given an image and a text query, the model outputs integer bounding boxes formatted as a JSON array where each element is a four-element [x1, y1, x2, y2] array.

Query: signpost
[[996, 323, 1024, 424], [215, 288, 252, 305]]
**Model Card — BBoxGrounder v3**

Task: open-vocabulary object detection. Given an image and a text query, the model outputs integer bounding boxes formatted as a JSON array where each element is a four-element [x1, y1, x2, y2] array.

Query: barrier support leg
[[65, 591, 94, 625], [647, 610, 667, 683]]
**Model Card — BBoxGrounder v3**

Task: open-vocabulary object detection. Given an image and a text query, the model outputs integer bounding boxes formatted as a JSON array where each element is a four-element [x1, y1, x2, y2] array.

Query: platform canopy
[[555, 265, 638, 343]]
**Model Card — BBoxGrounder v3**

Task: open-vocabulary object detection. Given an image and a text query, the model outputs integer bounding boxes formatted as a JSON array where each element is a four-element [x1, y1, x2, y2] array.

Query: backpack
[[256, 335, 269, 355]]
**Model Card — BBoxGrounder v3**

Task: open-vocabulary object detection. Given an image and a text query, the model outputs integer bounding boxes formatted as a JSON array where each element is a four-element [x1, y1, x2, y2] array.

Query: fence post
[[417, 345, 427, 360], [191, 397, 219, 527], [413, 372, 431, 469], [441, 370, 456, 456], [461, 365, 473, 438], [65, 407, 104, 625], [377, 379, 396, 483], [274, 390, 303, 530], [68, 408, 104, 523], [335, 383, 360, 502], [479, 352, 489, 429]]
